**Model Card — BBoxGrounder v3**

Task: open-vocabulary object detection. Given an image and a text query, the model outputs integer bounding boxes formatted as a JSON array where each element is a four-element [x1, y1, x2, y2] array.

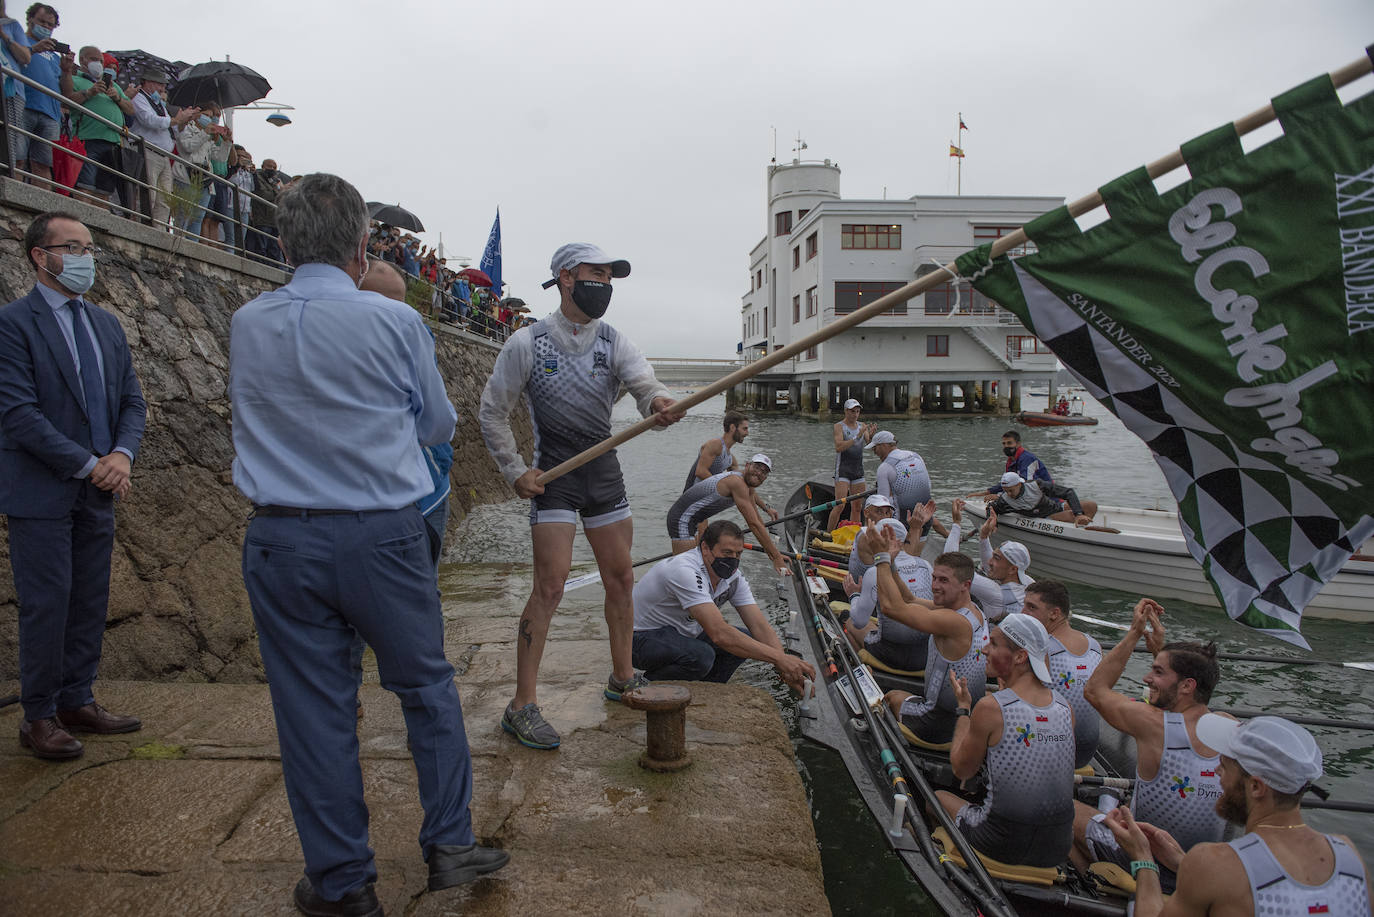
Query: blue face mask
[[30, 24, 52, 39], [197, 115, 212, 127], [148, 89, 161, 103], [49, 253, 96, 295]]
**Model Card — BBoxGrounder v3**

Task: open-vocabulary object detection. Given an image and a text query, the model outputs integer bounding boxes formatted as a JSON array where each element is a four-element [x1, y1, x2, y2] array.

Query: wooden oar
[[763, 489, 872, 530], [563, 549, 674, 593], [1210, 708, 1374, 732], [744, 543, 845, 570], [530, 52, 1374, 491], [1075, 774, 1374, 813]]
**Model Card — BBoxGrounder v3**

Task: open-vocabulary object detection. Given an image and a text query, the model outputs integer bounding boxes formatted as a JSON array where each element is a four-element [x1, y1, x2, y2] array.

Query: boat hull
[[961, 503, 1374, 624], [1014, 411, 1099, 427]]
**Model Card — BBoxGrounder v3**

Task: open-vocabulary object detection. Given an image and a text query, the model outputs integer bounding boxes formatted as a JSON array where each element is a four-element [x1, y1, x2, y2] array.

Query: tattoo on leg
[[519, 618, 533, 648]]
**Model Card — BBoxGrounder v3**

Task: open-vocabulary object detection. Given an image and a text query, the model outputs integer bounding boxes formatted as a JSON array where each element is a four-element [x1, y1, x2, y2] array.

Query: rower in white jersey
[[945, 499, 1032, 623], [665, 454, 788, 574], [1021, 580, 1102, 769], [860, 527, 989, 747], [847, 494, 897, 581], [939, 613, 1077, 868], [1071, 599, 1227, 893], [478, 242, 680, 751], [865, 429, 947, 538], [1102, 715, 1369, 917], [841, 506, 935, 672]]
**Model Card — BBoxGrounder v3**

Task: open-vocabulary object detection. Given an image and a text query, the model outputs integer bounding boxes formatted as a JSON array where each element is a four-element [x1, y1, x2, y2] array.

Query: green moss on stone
[[129, 742, 187, 760]]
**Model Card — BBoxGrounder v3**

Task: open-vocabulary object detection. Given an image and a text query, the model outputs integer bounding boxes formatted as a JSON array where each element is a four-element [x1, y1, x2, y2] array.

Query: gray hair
[[276, 173, 369, 269]]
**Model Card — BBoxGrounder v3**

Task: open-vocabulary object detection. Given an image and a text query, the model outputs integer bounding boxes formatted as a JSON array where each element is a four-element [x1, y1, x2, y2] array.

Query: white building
[[732, 158, 1062, 415]]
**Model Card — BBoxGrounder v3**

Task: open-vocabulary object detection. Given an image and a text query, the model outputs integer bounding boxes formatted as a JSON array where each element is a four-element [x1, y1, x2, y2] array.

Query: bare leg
[[884, 689, 912, 718], [1069, 799, 1101, 870], [847, 480, 865, 525], [670, 537, 696, 555], [585, 518, 636, 684], [826, 480, 851, 533], [844, 620, 876, 651], [512, 522, 576, 708], [935, 789, 967, 821]]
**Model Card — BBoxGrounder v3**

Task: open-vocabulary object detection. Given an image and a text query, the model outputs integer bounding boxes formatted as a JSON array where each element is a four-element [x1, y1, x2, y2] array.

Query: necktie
[[68, 300, 112, 456]]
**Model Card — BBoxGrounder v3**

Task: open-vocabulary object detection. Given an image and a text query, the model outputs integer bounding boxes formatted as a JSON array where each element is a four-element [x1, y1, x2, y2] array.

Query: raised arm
[[1084, 599, 1166, 736], [947, 669, 999, 780]]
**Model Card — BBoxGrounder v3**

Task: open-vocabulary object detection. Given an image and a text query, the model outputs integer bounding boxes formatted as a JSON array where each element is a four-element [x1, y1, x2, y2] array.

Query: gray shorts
[[958, 809, 1072, 868]]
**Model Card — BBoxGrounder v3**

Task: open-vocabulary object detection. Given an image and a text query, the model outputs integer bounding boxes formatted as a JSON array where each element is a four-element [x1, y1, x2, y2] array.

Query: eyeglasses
[[40, 244, 102, 257]]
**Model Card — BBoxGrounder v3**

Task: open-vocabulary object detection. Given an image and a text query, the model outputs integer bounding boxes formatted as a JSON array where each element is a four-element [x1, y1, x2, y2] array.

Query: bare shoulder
[[1169, 841, 1245, 914]]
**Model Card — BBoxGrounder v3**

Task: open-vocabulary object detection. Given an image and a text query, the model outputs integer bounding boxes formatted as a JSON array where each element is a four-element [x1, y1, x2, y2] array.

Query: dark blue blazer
[[0, 285, 146, 518]]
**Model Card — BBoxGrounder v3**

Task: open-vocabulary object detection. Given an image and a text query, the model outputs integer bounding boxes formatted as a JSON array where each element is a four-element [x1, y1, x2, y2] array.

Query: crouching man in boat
[[938, 613, 1077, 868], [968, 471, 1098, 525], [631, 519, 814, 690], [841, 506, 935, 672], [865, 531, 990, 747], [1022, 581, 1102, 770], [846, 494, 897, 581], [1070, 599, 1226, 892], [665, 454, 789, 575], [1101, 714, 1369, 917], [945, 499, 1032, 622]]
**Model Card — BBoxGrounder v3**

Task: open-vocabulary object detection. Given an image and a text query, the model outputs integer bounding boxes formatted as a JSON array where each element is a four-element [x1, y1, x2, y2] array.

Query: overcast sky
[[68, 0, 1374, 356]]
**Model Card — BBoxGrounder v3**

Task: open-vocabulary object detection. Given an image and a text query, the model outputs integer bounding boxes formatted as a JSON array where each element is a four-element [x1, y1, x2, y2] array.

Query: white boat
[[961, 502, 1374, 624]]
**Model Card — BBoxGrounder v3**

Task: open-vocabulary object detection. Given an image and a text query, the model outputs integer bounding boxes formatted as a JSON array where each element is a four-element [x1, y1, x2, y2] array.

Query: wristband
[[873, 552, 891, 565], [955, 707, 970, 717], [1129, 860, 1158, 879]]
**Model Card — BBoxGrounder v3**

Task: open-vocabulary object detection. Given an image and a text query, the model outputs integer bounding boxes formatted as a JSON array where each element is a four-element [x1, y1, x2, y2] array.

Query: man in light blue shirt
[[229, 173, 506, 915]]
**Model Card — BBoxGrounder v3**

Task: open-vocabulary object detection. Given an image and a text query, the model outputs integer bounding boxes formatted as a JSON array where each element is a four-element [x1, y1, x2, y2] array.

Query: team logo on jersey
[[542, 357, 559, 376], [1015, 725, 1036, 746], [1308, 905, 1330, 914], [590, 350, 610, 378], [1170, 775, 1196, 798], [1200, 769, 1216, 778], [1057, 671, 1075, 688]]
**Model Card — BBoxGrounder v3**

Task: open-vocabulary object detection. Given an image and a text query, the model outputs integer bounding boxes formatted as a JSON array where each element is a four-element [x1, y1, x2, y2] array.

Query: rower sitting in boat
[[840, 506, 935, 672], [862, 529, 990, 747], [945, 499, 1031, 622], [1001, 429, 1053, 485], [631, 519, 815, 691], [938, 613, 1076, 869], [1071, 599, 1226, 893], [846, 494, 897, 581], [968, 471, 1099, 525], [1102, 715, 1368, 917], [866, 430, 948, 538], [666, 454, 789, 574], [1022, 581, 1102, 770]]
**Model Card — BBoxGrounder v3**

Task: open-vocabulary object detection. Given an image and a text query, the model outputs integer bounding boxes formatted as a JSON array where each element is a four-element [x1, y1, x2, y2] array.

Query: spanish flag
[[949, 144, 965, 158]]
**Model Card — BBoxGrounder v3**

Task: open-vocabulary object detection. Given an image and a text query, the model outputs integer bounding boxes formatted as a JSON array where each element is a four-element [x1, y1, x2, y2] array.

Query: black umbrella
[[366, 202, 425, 232], [108, 49, 189, 93], [168, 60, 272, 109]]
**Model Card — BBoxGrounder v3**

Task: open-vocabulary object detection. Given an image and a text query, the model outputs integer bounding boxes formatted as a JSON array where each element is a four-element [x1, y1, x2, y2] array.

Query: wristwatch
[[955, 707, 971, 717]]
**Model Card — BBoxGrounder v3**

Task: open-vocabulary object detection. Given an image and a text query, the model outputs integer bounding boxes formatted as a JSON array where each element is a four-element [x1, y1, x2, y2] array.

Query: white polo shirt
[[633, 549, 757, 638]]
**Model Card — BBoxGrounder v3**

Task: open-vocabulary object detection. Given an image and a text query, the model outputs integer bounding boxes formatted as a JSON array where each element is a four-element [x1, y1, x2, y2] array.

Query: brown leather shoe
[[19, 717, 84, 759], [57, 702, 142, 735]]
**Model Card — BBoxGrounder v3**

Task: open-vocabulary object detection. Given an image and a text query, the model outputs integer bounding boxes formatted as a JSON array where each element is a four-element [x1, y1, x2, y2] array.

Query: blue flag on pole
[[480, 209, 502, 297]]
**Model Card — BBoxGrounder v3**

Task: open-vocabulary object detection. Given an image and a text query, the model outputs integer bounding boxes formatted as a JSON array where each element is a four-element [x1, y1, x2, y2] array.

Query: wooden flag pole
[[535, 50, 1374, 488]]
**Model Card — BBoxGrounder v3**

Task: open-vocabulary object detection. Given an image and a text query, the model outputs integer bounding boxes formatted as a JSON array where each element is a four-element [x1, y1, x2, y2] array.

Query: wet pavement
[[0, 564, 829, 916]]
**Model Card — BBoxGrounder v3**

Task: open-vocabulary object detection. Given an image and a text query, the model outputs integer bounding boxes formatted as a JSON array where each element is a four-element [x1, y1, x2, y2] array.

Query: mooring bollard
[[621, 684, 693, 772]]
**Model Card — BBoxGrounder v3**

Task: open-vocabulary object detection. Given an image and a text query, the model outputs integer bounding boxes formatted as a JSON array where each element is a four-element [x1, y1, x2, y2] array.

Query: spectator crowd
[[0, 2, 521, 336]]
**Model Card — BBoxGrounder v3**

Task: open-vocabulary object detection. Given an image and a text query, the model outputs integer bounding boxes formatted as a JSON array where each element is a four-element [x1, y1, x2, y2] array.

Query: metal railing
[[0, 63, 512, 338]]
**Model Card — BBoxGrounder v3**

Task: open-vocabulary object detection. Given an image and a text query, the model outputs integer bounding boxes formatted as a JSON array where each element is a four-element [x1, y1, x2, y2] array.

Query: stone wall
[[0, 181, 530, 684]]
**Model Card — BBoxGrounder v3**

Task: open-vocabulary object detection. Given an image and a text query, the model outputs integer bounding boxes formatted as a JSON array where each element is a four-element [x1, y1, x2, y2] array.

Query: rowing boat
[[958, 502, 1374, 624]]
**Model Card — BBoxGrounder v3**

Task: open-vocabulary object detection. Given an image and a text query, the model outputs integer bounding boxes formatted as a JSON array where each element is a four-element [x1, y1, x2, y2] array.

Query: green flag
[[956, 69, 1374, 647]]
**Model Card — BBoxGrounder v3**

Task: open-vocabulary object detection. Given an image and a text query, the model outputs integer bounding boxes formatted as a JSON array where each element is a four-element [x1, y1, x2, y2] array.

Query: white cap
[[540, 242, 631, 289], [843, 398, 861, 410], [876, 517, 908, 544], [748, 453, 772, 471], [1000, 471, 1025, 488], [865, 494, 894, 509], [994, 541, 1033, 585], [864, 430, 896, 450], [1196, 714, 1323, 794], [998, 613, 1052, 684]]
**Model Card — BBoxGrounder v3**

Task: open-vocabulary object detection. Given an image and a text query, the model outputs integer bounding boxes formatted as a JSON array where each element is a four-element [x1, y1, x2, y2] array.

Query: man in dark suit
[[0, 210, 146, 760]]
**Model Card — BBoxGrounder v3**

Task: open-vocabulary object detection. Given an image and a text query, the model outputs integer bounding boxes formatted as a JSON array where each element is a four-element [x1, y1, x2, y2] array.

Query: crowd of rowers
[[627, 406, 1369, 916]]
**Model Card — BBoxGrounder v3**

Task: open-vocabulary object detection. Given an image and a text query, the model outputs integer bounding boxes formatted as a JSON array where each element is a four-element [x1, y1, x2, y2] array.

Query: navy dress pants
[[632, 625, 750, 684], [243, 506, 474, 900], [7, 481, 115, 720]]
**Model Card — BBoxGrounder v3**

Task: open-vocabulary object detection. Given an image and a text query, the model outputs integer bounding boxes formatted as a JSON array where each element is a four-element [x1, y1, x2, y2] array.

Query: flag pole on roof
[[533, 51, 1374, 649]]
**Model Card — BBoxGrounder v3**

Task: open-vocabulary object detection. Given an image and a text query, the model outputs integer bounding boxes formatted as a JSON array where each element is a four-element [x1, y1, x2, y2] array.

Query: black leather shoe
[[427, 843, 510, 891], [292, 877, 382, 917], [19, 717, 84, 760]]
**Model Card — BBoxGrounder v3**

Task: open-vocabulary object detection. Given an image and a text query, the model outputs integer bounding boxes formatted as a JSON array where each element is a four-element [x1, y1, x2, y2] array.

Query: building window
[[792, 246, 800, 269], [799, 208, 810, 220], [805, 345, 817, 360], [973, 225, 1037, 257], [1006, 335, 1052, 360], [775, 211, 793, 237], [806, 232, 818, 260], [763, 306, 768, 332], [792, 295, 800, 323], [841, 223, 901, 250], [916, 265, 980, 314], [756, 269, 763, 289], [806, 286, 817, 317], [927, 334, 949, 357], [833, 281, 908, 315]]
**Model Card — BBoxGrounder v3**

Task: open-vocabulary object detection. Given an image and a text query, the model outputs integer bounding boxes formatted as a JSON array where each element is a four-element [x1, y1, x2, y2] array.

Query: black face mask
[[571, 279, 612, 318], [1003, 446, 1018, 457], [710, 554, 740, 579]]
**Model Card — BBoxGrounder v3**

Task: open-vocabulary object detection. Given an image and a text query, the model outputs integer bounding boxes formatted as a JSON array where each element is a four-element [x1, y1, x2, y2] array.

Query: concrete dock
[[0, 564, 830, 916]]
